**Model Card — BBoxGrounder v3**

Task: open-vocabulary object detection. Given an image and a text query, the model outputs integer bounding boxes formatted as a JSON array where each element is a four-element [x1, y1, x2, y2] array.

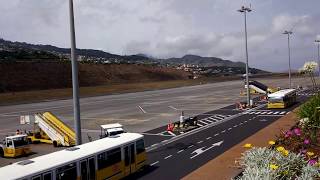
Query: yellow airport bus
[[267, 89, 297, 109], [0, 133, 147, 180]]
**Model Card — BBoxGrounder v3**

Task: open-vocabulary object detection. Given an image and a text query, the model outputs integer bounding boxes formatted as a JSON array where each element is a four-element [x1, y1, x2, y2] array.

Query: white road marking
[[138, 105, 147, 113], [273, 111, 279, 114], [188, 145, 194, 148], [168, 106, 178, 110], [280, 111, 286, 114], [151, 143, 158, 147], [203, 119, 213, 123], [267, 112, 273, 114], [150, 161, 159, 166], [214, 133, 219, 136], [221, 130, 226, 133], [197, 141, 203, 144], [167, 131, 177, 136], [244, 120, 248, 123], [190, 141, 224, 159], [206, 137, 212, 140], [261, 112, 267, 114], [199, 120, 209, 125], [233, 125, 238, 128], [197, 123, 204, 127], [164, 155, 172, 159], [177, 149, 184, 154], [239, 122, 243, 125], [228, 128, 232, 131]]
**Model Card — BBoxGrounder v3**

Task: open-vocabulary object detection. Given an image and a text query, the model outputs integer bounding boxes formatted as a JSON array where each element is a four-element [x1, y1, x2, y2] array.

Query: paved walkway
[[183, 109, 298, 180]]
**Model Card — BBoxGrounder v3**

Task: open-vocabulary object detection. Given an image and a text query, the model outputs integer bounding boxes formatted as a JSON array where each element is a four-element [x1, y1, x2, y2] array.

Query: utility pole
[[283, 30, 293, 89], [238, 6, 252, 106], [68, 0, 82, 145]]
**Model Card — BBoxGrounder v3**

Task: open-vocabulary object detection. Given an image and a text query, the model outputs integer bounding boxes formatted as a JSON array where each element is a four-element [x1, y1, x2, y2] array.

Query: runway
[[0, 77, 311, 141]]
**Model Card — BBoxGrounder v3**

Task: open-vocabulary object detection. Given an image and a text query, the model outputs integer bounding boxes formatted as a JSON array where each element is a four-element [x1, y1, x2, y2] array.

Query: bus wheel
[[53, 141, 58, 147], [0, 148, 4, 157]]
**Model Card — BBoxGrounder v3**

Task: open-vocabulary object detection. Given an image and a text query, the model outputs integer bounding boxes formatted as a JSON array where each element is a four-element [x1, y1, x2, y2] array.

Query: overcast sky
[[0, 0, 319, 72]]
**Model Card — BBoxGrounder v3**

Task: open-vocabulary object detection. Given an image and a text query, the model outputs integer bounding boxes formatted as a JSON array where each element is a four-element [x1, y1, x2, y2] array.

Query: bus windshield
[[268, 97, 283, 103], [13, 137, 28, 147]]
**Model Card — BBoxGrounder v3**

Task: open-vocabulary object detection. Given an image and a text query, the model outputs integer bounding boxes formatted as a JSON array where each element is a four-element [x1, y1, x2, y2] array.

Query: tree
[[299, 61, 318, 89]]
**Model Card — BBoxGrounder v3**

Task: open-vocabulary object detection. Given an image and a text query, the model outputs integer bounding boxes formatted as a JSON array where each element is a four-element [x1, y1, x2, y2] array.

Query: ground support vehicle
[[99, 123, 125, 138], [28, 112, 75, 147], [0, 134, 31, 158], [0, 133, 147, 180], [267, 89, 297, 109]]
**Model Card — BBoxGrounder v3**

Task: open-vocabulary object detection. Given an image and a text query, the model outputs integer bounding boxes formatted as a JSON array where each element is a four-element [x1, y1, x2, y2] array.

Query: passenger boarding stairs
[[35, 112, 76, 147]]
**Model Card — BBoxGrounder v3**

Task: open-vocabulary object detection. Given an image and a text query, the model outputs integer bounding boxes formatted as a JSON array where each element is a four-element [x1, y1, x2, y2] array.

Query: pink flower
[[293, 128, 301, 136], [304, 139, 310, 145], [308, 159, 317, 166], [299, 149, 307, 154], [284, 130, 293, 138]]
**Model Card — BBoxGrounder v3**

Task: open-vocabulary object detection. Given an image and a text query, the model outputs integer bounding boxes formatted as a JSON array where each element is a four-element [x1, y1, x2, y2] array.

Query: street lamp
[[315, 39, 320, 76], [283, 30, 293, 89], [238, 6, 252, 106], [68, 0, 82, 145]]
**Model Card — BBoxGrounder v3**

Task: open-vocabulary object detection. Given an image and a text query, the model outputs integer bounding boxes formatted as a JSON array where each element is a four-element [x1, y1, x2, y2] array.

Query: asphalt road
[[128, 90, 312, 180]]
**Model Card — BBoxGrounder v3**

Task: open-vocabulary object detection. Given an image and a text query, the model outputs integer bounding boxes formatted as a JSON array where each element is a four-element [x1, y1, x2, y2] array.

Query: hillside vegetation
[[0, 62, 190, 92]]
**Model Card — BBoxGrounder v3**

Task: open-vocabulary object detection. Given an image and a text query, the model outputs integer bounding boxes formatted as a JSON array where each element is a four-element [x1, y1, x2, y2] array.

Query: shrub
[[236, 147, 319, 180]]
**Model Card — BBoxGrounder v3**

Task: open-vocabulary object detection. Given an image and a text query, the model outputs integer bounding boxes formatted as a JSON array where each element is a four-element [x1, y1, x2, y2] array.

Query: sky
[[0, 0, 320, 72]]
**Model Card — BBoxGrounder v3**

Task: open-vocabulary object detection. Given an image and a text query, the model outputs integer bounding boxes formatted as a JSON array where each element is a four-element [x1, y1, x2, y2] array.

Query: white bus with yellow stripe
[[267, 89, 297, 109], [0, 133, 146, 180]]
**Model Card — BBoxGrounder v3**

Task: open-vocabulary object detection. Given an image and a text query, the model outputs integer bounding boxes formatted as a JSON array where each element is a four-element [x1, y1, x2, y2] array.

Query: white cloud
[[0, 0, 319, 71]]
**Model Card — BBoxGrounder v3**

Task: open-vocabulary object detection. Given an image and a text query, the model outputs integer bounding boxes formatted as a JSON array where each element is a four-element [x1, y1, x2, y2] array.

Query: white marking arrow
[[190, 141, 224, 159]]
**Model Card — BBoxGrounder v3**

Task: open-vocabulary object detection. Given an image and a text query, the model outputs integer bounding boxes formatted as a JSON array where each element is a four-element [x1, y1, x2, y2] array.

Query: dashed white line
[[244, 120, 248, 123], [188, 145, 194, 148], [214, 133, 219, 136], [221, 130, 226, 133], [233, 125, 238, 128], [206, 137, 212, 140], [164, 155, 172, 159], [228, 128, 232, 131], [197, 141, 203, 144], [138, 105, 147, 113], [177, 149, 184, 154], [151, 143, 158, 147], [150, 161, 159, 166]]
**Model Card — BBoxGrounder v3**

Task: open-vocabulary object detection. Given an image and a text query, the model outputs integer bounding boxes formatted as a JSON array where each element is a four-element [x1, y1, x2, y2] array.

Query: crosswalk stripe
[[261, 112, 267, 114], [197, 123, 204, 127], [267, 112, 273, 114], [280, 111, 286, 115], [214, 116, 224, 120], [199, 120, 209, 125], [203, 119, 213, 123], [215, 115, 226, 118], [273, 111, 279, 114]]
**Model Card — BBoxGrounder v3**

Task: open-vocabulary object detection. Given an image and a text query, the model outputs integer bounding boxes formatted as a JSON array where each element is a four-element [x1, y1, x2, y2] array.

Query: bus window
[[97, 148, 121, 170], [136, 139, 145, 154], [43, 172, 52, 180], [32, 175, 41, 180], [130, 144, 135, 163], [56, 163, 77, 180], [88, 158, 96, 180], [80, 160, 88, 180]]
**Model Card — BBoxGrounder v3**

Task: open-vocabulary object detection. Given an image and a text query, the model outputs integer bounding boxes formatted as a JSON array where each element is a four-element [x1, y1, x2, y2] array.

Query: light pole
[[69, 0, 82, 145], [315, 39, 320, 76], [238, 6, 252, 106], [283, 30, 293, 89]]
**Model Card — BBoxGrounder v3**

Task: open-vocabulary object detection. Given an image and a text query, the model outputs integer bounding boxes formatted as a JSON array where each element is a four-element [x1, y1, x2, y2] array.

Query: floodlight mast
[[238, 6, 252, 107], [68, 0, 82, 145], [283, 30, 293, 89], [315, 39, 320, 76]]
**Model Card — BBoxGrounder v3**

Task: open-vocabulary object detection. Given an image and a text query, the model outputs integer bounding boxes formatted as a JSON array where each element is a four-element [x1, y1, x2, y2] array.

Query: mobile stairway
[[33, 112, 76, 147], [243, 80, 279, 95]]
